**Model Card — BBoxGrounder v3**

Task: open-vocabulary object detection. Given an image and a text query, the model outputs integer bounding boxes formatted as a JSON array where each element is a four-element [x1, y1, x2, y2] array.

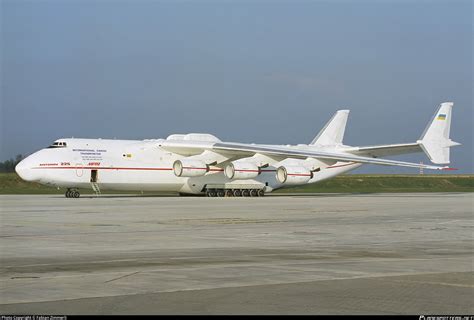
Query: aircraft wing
[[160, 140, 451, 170], [343, 143, 423, 158]]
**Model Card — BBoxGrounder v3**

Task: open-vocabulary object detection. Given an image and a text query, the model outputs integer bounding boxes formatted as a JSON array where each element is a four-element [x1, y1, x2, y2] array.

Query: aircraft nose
[[15, 157, 37, 182]]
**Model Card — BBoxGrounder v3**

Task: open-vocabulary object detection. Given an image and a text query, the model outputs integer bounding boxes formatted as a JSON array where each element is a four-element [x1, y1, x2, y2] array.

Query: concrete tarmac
[[0, 193, 473, 314]]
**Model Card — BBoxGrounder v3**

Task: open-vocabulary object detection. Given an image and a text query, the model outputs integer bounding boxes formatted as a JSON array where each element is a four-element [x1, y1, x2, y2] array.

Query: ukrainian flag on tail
[[437, 114, 447, 120]]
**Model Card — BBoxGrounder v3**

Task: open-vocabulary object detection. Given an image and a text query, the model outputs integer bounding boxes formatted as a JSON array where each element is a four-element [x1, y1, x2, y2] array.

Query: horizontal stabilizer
[[347, 102, 460, 165]]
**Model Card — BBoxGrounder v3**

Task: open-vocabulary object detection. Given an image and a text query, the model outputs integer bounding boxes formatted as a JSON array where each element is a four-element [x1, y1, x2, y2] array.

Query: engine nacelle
[[276, 166, 313, 185], [224, 162, 260, 180], [173, 159, 209, 177]]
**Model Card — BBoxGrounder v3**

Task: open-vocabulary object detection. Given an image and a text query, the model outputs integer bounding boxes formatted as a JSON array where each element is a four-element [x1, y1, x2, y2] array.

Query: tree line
[[0, 155, 24, 172]]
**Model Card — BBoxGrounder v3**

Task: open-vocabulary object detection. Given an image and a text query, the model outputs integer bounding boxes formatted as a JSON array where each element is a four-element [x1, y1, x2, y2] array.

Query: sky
[[1, 0, 472, 173]]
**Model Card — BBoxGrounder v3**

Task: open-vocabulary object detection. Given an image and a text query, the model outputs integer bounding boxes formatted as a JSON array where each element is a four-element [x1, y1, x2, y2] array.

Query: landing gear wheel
[[257, 189, 265, 197], [242, 189, 250, 197], [207, 190, 217, 197], [65, 190, 71, 198], [233, 189, 242, 197], [73, 191, 80, 198], [250, 189, 258, 197], [217, 189, 225, 197], [225, 190, 233, 197]]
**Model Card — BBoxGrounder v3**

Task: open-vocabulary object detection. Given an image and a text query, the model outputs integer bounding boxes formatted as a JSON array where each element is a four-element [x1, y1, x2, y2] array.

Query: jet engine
[[173, 159, 209, 177], [276, 166, 313, 185], [224, 162, 260, 180]]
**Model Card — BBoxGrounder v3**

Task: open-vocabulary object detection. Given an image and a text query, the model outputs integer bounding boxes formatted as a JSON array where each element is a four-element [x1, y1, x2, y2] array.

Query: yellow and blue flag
[[437, 114, 446, 120]]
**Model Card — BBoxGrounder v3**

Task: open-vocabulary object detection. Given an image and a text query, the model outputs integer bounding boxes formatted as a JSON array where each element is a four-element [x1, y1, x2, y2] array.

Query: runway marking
[[165, 218, 287, 225], [437, 220, 474, 226], [2, 256, 470, 272], [383, 279, 474, 288]]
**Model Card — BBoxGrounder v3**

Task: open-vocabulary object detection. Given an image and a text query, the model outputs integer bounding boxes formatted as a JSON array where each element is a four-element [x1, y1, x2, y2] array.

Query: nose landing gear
[[65, 189, 80, 198]]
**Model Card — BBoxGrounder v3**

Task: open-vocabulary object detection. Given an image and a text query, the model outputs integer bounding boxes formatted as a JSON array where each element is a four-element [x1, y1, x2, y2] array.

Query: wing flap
[[345, 143, 422, 158]]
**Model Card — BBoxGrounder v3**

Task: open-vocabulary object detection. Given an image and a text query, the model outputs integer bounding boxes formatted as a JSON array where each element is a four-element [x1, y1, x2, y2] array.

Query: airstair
[[91, 182, 101, 196]]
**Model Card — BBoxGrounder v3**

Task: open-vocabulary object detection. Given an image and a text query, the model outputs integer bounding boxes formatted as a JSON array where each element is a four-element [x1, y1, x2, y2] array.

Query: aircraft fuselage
[[15, 138, 360, 195]]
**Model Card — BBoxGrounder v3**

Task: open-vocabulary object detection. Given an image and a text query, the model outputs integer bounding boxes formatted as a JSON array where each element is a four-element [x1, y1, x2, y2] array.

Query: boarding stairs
[[91, 182, 101, 196]]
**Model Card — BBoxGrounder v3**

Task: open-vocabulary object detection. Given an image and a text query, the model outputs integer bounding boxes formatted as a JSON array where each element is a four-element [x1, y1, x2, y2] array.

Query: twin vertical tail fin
[[417, 102, 461, 164], [310, 102, 459, 166], [310, 110, 350, 146]]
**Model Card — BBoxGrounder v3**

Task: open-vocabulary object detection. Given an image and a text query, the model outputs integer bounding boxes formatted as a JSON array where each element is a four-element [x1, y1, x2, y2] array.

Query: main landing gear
[[65, 189, 80, 198], [205, 189, 264, 197]]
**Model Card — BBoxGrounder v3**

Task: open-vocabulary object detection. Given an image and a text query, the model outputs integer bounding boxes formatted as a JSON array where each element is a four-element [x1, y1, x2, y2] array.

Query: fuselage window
[[47, 141, 67, 148]]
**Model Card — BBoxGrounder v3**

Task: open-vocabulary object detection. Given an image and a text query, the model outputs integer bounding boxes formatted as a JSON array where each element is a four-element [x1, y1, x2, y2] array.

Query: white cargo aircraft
[[15, 102, 460, 198]]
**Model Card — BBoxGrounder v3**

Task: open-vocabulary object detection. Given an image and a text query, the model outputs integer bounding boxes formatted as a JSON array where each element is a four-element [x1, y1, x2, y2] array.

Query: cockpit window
[[47, 141, 67, 148]]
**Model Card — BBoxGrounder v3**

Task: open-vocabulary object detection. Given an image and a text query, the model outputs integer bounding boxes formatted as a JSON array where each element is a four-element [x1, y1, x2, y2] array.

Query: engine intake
[[173, 159, 209, 177], [276, 166, 313, 185], [225, 162, 260, 180]]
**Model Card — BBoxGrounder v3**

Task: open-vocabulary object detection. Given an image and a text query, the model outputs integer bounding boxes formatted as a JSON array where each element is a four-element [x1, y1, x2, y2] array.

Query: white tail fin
[[417, 102, 460, 164], [311, 110, 350, 146]]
